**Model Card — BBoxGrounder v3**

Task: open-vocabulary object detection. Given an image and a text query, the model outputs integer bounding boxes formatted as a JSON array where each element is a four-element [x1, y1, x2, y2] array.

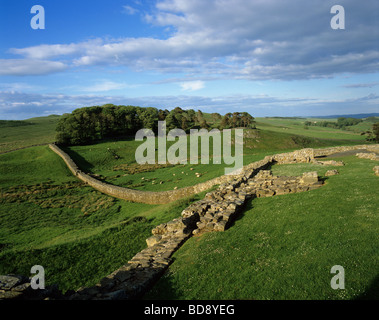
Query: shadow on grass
[[355, 274, 379, 300], [227, 196, 255, 230], [141, 258, 186, 300], [61, 147, 95, 173]]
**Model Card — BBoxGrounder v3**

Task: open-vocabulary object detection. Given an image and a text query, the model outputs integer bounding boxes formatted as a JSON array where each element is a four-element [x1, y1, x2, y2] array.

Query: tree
[[55, 105, 154, 145], [373, 123, 379, 142], [200, 119, 209, 129], [165, 111, 181, 131], [220, 113, 232, 129], [211, 113, 222, 124], [196, 110, 204, 124], [181, 115, 190, 131], [231, 112, 241, 128], [158, 109, 169, 121], [137, 107, 158, 132], [240, 112, 255, 128]]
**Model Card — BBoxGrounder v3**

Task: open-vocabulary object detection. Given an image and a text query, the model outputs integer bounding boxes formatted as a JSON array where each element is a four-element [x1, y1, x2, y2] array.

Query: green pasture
[[146, 156, 379, 300], [256, 117, 367, 141]]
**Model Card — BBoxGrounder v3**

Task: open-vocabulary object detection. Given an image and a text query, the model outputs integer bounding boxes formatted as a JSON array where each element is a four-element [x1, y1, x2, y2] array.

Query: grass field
[[62, 127, 365, 192], [255, 117, 368, 141], [0, 115, 60, 154], [0, 145, 208, 292], [0, 114, 377, 298], [145, 156, 379, 300]]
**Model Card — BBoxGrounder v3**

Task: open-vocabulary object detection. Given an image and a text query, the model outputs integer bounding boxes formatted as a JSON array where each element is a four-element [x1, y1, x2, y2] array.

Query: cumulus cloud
[[4, 0, 379, 79]]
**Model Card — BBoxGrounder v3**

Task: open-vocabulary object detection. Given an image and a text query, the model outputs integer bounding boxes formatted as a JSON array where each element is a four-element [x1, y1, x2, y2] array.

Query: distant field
[[0, 115, 60, 154], [256, 117, 368, 141]]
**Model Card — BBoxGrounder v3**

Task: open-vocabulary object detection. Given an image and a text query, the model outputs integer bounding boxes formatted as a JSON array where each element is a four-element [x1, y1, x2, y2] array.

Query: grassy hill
[[61, 126, 365, 192], [255, 117, 371, 141], [145, 155, 379, 300], [0, 113, 378, 298], [0, 145, 207, 292], [0, 115, 61, 154]]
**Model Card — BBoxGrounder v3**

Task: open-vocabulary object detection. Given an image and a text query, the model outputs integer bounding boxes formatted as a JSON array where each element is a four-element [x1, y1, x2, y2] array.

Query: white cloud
[[2, 90, 378, 120], [0, 59, 67, 76], [80, 80, 133, 92], [4, 0, 379, 79], [122, 5, 138, 15], [342, 82, 379, 89], [180, 80, 205, 91]]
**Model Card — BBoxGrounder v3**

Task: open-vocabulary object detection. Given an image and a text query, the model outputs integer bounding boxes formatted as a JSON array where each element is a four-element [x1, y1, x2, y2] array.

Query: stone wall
[[49, 143, 378, 205], [313, 144, 379, 157], [49, 143, 270, 205], [356, 152, 379, 161]]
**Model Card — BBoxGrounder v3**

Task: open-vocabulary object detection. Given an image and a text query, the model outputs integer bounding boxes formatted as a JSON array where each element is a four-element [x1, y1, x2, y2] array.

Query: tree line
[[55, 104, 256, 145], [304, 117, 362, 130]]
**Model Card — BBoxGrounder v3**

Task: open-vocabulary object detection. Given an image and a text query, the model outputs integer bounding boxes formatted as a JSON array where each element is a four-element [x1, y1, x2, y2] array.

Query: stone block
[[152, 223, 167, 235], [214, 220, 227, 232], [274, 188, 290, 195], [325, 169, 339, 176], [0, 275, 25, 291], [300, 171, 318, 184], [146, 235, 162, 247], [256, 189, 275, 197]]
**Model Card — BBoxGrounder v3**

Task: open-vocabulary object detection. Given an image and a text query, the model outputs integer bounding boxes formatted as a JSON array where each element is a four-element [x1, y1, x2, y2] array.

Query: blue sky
[[0, 0, 378, 119]]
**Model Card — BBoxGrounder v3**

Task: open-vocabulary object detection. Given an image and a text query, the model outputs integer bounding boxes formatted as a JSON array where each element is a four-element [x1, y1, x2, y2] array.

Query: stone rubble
[[0, 275, 63, 300], [356, 152, 379, 161]]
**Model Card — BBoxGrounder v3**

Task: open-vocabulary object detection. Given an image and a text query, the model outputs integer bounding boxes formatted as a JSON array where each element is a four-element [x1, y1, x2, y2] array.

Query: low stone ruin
[[312, 159, 344, 166], [0, 274, 62, 300], [185, 170, 322, 235], [356, 152, 379, 161], [373, 166, 379, 176]]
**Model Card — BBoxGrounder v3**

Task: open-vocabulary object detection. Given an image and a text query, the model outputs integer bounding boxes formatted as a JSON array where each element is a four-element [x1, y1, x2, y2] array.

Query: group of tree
[[364, 122, 379, 142], [373, 123, 379, 142], [55, 104, 256, 145], [219, 112, 256, 129], [304, 117, 363, 130]]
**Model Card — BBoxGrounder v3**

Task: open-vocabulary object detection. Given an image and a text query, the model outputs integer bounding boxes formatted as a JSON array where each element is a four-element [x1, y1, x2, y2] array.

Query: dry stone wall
[[49, 143, 235, 205], [49, 143, 378, 205], [356, 152, 379, 161], [313, 144, 379, 157]]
